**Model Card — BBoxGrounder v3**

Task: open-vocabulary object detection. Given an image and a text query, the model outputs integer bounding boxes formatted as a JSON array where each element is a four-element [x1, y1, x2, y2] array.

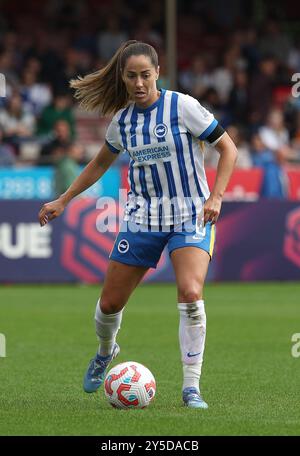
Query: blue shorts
[[109, 219, 216, 269]]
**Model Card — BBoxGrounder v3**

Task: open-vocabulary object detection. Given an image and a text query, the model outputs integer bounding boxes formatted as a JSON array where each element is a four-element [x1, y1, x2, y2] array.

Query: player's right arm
[[38, 143, 118, 226]]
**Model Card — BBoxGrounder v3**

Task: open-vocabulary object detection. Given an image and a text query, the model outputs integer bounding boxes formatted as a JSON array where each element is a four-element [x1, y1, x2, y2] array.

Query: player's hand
[[203, 194, 222, 225], [38, 198, 66, 226]]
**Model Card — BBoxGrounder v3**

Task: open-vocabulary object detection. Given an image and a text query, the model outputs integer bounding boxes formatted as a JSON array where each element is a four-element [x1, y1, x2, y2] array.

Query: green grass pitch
[[0, 282, 300, 436]]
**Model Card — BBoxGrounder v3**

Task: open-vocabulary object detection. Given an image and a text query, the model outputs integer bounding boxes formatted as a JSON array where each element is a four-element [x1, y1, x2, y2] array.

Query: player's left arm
[[204, 131, 237, 225]]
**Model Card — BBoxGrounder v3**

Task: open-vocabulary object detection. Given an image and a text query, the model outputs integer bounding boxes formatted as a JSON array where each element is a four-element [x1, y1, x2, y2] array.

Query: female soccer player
[[39, 40, 237, 409]]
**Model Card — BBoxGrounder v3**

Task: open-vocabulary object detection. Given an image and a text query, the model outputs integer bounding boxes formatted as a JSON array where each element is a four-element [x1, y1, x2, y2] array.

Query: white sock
[[178, 300, 206, 392], [182, 364, 202, 391], [94, 300, 123, 357]]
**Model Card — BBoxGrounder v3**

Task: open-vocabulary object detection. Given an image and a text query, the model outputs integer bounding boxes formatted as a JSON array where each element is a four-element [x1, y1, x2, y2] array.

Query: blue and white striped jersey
[[105, 89, 224, 226]]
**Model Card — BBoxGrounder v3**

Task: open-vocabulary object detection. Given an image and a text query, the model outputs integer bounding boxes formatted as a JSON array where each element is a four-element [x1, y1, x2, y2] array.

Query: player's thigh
[[170, 247, 210, 302], [100, 260, 148, 313]]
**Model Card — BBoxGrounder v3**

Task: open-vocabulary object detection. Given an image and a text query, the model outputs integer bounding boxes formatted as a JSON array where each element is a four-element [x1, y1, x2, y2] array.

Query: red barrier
[[206, 168, 263, 201], [286, 167, 300, 200]]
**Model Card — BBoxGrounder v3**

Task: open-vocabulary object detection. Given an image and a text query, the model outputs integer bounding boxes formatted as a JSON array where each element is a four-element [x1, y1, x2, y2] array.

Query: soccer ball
[[104, 361, 156, 409]]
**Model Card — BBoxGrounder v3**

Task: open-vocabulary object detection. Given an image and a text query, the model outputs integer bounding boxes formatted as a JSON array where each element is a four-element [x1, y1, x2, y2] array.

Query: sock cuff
[[95, 300, 123, 322], [177, 300, 205, 314]]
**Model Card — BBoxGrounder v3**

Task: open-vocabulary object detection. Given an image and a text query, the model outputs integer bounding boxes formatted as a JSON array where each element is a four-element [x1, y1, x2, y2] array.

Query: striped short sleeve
[[105, 116, 122, 154], [181, 95, 224, 145]]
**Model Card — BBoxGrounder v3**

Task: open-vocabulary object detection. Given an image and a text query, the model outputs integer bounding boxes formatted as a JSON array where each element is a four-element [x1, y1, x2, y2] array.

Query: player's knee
[[99, 296, 122, 314], [178, 283, 203, 303]]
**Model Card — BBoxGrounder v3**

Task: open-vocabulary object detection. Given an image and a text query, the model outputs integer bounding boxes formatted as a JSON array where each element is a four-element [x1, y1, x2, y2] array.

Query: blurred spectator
[[241, 27, 260, 73], [288, 39, 300, 73], [201, 87, 225, 126], [97, 16, 128, 62], [227, 69, 249, 125], [56, 47, 94, 93], [259, 108, 296, 163], [133, 18, 163, 49], [37, 92, 75, 140], [54, 142, 84, 196], [0, 50, 19, 88], [251, 133, 288, 198], [210, 47, 243, 104], [179, 56, 211, 99], [0, 93, 36, 152], [25, 28, 64, 89], [25, 57, 42, 77], [205, 124, 252, 169], [39, 120, 72, 165], [227, 125, 252, 168], [1, 31, 23, 77], [0, 126, 16, 167], [248, 55, 278, 128], [20, 68, 52, 116], [258, 19, 292, 66]]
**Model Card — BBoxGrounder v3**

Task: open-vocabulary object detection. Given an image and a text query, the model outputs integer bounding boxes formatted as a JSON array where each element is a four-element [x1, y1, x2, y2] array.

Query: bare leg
[[100, 260, 148, 314], [171, 247, 209, 303]]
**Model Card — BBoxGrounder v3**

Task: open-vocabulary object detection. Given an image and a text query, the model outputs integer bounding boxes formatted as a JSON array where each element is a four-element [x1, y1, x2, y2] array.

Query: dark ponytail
[[70, 40, 158, 115]]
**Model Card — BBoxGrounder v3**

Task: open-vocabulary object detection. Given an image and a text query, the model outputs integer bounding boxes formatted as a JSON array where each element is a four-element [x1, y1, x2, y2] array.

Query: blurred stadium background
[[1, 0, 300, 436], [1, 0, 300, 283]]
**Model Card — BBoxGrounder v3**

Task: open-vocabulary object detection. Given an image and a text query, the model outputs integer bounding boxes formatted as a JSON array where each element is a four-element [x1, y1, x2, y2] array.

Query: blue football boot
[[83, 343, 120, 393], [182, 387, 209, 409]]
